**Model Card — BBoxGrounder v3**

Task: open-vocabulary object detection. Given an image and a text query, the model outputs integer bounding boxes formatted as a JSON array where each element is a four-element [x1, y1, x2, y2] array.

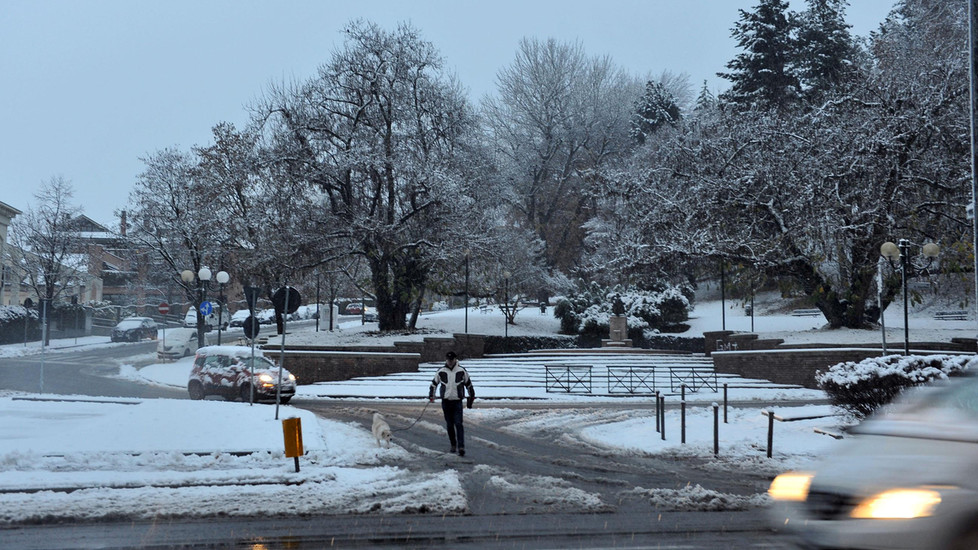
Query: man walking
[[428, 351, 475, 456]]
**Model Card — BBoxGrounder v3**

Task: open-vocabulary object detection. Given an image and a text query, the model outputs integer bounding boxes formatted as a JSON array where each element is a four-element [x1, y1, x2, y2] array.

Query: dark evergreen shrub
[[0, 306, 40, 345], [484, 335, 577, 354]]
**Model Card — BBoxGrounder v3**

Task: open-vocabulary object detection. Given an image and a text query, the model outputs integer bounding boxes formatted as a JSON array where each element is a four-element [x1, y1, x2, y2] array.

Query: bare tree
[[253, 20, 484, 331], [483, 38, 640, 272], [8, 176, 86, 312]]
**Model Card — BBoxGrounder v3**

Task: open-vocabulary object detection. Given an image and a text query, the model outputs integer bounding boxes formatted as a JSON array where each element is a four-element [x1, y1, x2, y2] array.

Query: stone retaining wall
[[264, 350, 422, 383], [261, 333, 486, 384]]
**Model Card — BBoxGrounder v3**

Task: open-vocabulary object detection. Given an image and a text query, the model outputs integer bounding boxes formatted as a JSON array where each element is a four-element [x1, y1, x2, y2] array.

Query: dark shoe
[[458, 449, 465, 457], [450, 447, 457, 453]]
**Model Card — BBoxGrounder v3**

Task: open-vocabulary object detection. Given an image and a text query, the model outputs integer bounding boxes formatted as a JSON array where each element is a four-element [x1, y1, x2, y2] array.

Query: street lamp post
[[215, 270, 229, 345], [503, 271, 511, 339], [181, 266, 213, 348], [880, 240, 940, 355], [464, 250, 470, 334]]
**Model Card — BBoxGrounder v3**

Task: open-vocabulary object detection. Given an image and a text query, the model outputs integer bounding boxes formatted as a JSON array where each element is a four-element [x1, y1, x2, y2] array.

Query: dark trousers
[[441, 399, 465, 450]]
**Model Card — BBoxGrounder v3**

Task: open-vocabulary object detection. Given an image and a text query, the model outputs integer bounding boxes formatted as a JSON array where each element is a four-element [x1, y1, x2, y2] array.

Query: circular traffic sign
[[242, 315, 260, 340], [199, 301, 213, 316], [272, 286, 302, 314], [158, 302, 170, 315]]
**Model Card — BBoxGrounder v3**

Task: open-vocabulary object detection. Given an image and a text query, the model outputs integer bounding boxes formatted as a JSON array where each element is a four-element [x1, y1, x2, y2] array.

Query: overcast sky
[[1, 0, 897, 228]]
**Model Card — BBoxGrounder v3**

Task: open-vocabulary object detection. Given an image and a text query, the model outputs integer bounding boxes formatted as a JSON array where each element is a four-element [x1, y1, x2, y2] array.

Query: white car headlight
[[850, 487, 944, 519], [769, 472, 814, 502], [288, 373, 296, 382], [258, 373, 274, 383]]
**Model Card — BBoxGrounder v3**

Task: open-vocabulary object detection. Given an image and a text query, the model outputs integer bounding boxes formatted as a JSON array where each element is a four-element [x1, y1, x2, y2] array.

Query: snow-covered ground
[[1, 297, 975, 523]]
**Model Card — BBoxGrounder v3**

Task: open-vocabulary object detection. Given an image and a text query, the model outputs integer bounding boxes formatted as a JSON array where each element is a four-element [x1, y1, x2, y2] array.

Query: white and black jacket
[[429, 362, 474, 401]]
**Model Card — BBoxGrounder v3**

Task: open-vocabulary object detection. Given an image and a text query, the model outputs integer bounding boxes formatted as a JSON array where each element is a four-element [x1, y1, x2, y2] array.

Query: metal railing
[[545, 364, 593, 393], [607, 366, 657, 394], [669, 367, 718, 393]]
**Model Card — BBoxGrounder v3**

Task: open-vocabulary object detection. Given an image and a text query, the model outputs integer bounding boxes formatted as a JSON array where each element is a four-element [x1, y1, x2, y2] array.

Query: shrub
[[816, 354, 978, 418], [553, 299, 580, 335], [0, 306, 40, 345], [483, 335, 577, 354]]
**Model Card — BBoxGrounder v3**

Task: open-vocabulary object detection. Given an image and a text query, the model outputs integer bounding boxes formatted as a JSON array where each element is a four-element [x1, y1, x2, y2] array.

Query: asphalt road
[[0, 339, 792, 549]]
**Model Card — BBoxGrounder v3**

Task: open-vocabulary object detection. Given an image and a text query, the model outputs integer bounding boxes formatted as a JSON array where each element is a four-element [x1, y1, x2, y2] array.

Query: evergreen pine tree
[[718, 0, 800, 111], [631, 81, 681, 144], [794, 0, 858, 102]]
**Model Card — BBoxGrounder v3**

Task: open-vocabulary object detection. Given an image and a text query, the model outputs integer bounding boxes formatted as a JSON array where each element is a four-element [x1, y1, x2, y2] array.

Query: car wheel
[[182, 348, 191, 358], [188, 381, 205, 400], [239, 384, 252, 402], [279, 396, 291, 405]]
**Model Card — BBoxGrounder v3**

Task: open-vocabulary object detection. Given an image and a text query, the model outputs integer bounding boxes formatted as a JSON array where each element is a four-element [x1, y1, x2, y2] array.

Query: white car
[[769, 374, 978, 549], [228, 309, 251, 328], [157, 327, 199, 359], [183, 306, 230, 331]]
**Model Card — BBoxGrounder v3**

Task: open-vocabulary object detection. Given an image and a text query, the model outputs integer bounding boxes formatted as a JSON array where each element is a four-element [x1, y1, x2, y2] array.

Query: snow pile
[[637, 484, 770, 511]]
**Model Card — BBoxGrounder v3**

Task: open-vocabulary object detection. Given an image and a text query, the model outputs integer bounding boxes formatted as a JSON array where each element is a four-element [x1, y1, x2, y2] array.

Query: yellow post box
[[282, 417, 303, 472]]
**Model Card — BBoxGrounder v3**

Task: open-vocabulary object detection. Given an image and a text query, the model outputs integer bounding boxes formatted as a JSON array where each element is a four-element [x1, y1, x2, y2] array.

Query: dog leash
[[392, 399, 431, 433]]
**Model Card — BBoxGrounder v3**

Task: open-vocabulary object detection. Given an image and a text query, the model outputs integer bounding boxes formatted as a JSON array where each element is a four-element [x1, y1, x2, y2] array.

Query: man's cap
[[446, 351, 457, 360]]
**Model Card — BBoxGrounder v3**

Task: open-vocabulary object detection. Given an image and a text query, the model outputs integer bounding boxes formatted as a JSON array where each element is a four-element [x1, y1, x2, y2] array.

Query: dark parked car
[[187, 346, 296, 403], [110, 317, 158, 342]]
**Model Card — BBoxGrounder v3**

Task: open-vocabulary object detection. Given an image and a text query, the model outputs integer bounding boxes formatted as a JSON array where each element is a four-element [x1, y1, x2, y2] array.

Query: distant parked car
[[111, 317, 158, 342], [363, 307, 378, 322], [344, 302, 363, 315], [183, 306, 230, 331], [187, 346, 296, 403], [157, 327, 199, 359], [228, 309, 251, 328], [256, 308, 276, 325]]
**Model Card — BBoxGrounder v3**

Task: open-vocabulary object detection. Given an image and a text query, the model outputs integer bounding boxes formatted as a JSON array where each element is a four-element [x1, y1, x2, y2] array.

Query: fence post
[[713, 402, 719, 456], [681, 383, 686, 401], [723, 383, 727, 424], [681, 399, 686, 444]]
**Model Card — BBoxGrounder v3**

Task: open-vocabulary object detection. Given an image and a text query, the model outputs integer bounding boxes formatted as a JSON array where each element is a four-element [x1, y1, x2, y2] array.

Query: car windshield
[[900, 375, 978, 417], [242, 356, 277, 371]]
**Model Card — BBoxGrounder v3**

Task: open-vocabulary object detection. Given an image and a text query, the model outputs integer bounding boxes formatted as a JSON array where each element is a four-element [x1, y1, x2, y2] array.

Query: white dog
[[372, 412, 393, 448]]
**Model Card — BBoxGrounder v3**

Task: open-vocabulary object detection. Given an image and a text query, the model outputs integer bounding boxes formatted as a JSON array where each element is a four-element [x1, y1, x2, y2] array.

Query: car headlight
[[769, 472, 814, 502], [258, 373, 274, 383], [850, 487, 944, 519], [288, 373, 296, 382]]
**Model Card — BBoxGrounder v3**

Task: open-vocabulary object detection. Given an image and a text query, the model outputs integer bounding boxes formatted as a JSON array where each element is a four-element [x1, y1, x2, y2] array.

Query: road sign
[[244, 286, 262, 311], [199, 301, 213, 316], [272, 286, 301, 314], [158, 302, 170, 315], [242, 315, 260, 340]]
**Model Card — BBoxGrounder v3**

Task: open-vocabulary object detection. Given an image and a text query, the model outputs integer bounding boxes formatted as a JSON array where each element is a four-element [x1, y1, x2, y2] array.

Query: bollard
[[764, 410, 774, 458], [655, 391, 660, 433], [723, 384, 727, 424], [282, 417, 304, 472], [681, 399, 686, 444], [660, 394, 666, 441], [712, 402, 719, 456]]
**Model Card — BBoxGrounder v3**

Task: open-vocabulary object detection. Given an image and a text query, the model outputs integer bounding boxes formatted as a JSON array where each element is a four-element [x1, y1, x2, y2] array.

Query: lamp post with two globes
[[880, 240, 940, 355]]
